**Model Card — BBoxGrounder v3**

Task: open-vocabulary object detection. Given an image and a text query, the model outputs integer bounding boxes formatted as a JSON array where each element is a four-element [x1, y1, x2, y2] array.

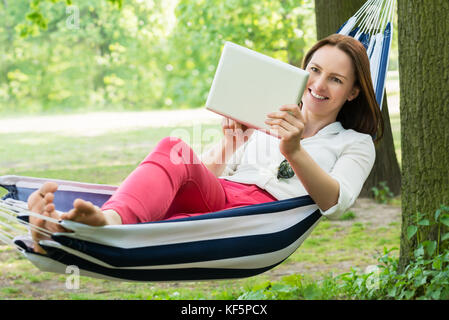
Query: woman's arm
[[285, 147, 340, 211], [202, 118, 254, 177], [202, 137, 236, 177], [265, 104, 340, 211]]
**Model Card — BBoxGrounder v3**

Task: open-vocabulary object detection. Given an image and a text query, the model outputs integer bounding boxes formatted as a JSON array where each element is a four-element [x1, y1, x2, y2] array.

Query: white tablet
[[205, 41, 309, 133]]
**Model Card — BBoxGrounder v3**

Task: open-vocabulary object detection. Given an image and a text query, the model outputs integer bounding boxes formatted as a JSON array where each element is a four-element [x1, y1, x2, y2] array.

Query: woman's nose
[[312, 75, 327, 92]]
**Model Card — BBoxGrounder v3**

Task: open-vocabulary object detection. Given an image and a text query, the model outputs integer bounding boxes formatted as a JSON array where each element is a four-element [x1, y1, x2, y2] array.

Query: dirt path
[[0, 108, 222, 136], [0, 95, 399, 137]]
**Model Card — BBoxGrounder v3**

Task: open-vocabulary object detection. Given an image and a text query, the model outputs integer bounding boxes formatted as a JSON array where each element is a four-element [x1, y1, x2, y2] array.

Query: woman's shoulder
[[337, 128, 376, 158], [340, 127, 375, 144]]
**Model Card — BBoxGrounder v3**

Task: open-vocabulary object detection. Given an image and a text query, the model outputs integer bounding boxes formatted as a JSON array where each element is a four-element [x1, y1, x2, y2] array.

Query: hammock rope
[[338, 0, 396, 109]]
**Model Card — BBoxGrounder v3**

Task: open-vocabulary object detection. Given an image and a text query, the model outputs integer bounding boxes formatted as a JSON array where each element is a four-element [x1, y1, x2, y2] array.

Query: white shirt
[[219, 122, 376, 220]]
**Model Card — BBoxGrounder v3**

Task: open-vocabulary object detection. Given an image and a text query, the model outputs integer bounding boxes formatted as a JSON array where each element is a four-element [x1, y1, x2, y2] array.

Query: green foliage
[[371, 181, 394, 204], [337, 206, 449, 300], [0, 0, 316, 114], [16, 0, 123, 38], [237, 274, 340, 300], [238, 205, 449, 300], [339, 211, 356, 221], [347, 206, 449, 299]]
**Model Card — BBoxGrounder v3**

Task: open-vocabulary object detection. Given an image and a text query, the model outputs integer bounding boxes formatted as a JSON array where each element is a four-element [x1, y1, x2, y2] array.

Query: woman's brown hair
[[302, 34, 384, 142]]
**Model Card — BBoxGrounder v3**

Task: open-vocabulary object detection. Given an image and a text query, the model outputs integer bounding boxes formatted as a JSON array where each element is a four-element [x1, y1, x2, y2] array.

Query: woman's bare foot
[[60, 199, 108, 227], [27, 182, 123, 254], [27, 182, 66, 254]]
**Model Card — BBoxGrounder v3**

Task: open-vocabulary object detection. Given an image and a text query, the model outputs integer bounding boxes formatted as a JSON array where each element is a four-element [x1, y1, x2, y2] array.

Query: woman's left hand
[[265, 104, 305, 157]]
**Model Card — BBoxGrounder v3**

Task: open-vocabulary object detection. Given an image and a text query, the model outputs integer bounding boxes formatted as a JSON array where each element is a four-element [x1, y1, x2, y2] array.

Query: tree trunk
[[362, 95, 401, 197], [315, 0, 366, 39], [397, 0, 449, 270], [314, 0, 401, 197]]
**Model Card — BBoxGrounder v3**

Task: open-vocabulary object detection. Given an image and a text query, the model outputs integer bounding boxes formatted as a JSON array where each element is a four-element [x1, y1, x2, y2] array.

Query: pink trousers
[[101, 137, 277, 224]]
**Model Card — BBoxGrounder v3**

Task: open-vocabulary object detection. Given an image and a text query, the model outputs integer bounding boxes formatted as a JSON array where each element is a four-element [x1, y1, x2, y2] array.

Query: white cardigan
[[219, 122, 375, 220]]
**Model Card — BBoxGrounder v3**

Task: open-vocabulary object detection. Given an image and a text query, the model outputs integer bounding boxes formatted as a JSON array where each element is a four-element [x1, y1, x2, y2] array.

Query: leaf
[[414, 245, 424, 258], [441, 288, 449, 300], [418, 219, 430, 226], [271, 283, 295, 293], [441, 232, 449, 242], [237, 290, 266, 300], [430, 289, 441, 300], [303, 285, 321, 300], [387, 286, 397, 297], [407, 225, 418, 240], [414, 274, 428, 287], [435, 208, 442, 221], [423, 240, 437, 256], [403, 289, 415, 300], [432, 257, 443, 270], [440, 215, 449, 227]]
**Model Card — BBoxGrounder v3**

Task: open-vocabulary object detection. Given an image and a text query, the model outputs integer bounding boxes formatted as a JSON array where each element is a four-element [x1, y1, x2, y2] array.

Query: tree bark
[[314, 0, 401, 197], [397, 0, 449, 270], [315, 0, 366, 39]]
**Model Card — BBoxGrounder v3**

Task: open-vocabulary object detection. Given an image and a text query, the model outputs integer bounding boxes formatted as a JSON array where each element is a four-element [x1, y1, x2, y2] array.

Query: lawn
[[0, 111, 402, 300]]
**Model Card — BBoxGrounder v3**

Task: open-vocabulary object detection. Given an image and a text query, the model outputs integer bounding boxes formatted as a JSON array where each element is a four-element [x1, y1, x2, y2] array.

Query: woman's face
[[302, 45, 360, 121]]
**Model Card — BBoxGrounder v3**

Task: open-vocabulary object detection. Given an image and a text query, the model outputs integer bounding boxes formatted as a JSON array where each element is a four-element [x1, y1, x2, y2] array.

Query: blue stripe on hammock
[[147, 194, 316, 223], [48, 209, 321, 267], [28, 247, 285, 281]]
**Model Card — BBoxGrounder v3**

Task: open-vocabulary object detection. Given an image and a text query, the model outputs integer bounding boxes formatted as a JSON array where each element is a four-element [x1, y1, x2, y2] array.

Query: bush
[[238, 205, 449, 300], [371, 181, 394, 204]]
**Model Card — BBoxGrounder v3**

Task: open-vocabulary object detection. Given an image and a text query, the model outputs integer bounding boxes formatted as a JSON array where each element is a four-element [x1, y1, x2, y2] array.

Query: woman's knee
[[157, 136, 185, 150], [152, 137, 198, 165]]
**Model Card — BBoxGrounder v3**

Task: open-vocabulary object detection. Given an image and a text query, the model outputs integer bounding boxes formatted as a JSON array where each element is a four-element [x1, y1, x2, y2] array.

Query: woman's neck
[[301, 108, 337, 139]]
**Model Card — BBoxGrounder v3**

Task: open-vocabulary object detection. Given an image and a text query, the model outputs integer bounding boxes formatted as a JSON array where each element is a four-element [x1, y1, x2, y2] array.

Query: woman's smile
[[308, 88, 329, 101]]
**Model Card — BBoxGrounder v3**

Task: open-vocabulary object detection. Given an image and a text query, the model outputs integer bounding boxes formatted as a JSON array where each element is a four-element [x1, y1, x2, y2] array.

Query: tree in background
[[314, 0, 401, 198], [12, 0, 122, 37], [397, 0, 449, 270], [0, 1, 173, 112]]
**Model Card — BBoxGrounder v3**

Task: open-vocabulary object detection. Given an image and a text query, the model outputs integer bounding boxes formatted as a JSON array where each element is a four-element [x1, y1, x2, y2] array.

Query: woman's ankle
[[103, 209, 123, 225]]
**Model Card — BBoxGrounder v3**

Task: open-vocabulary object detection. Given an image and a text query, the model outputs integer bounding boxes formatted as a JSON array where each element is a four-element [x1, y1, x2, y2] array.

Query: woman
[[28, 34, 383, 254]]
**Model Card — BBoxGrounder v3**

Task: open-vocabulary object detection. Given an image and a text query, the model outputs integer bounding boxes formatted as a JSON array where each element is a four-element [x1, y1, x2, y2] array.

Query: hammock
[[0, 175, 321, 281], [0, 0, 395, 282]]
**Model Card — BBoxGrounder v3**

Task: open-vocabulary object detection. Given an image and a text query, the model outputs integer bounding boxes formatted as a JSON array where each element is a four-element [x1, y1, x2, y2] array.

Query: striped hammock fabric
[[0, 175, 321, 281]]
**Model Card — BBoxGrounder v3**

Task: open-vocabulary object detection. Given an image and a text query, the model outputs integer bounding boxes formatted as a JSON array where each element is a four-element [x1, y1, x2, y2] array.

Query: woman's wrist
[[222, 136, 240, 155], [282, 142, 302, 161]]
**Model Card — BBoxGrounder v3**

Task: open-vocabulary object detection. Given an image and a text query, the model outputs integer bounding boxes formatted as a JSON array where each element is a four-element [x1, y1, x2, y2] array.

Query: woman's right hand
[[221, 118, 254, 152]]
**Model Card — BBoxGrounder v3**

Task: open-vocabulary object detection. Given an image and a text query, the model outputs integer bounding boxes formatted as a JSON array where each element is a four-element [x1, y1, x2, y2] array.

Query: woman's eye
[[310, 67, 318, 72], [332, 77, 342, 84]]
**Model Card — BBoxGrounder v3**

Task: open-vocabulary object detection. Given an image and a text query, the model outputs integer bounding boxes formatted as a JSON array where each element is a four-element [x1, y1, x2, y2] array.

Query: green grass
[[0, 113, 403, 300]]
